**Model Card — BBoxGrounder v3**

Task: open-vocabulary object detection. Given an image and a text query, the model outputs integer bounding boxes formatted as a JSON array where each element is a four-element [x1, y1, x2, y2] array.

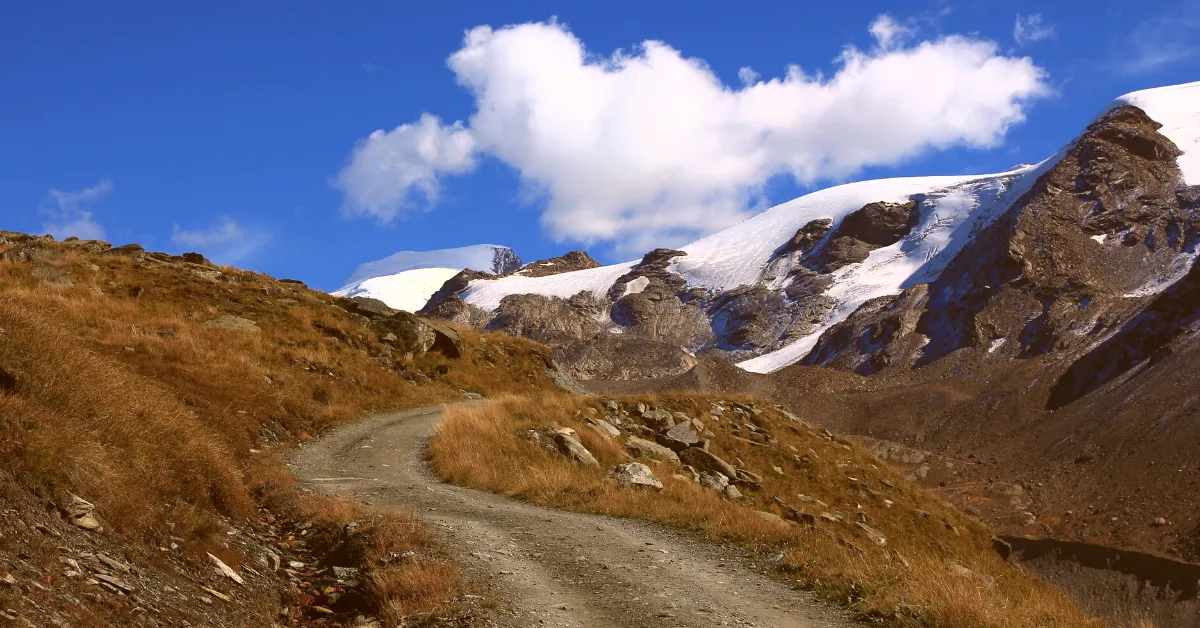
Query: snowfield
[[334, 267, 465, 312], [334, 244, 518, 311]]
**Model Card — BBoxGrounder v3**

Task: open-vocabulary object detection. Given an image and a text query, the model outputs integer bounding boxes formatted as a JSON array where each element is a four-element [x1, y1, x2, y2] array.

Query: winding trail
[[289, 404, 852, 627]]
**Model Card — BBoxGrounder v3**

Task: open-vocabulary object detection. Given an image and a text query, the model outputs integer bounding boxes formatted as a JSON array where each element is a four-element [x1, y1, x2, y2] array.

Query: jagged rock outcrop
[[486, 291, 608, 346], [514, 251, 601, 277], [810, 200, 920, 272]]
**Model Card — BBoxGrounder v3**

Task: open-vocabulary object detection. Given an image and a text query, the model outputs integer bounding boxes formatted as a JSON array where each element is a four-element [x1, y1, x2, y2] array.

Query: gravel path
[[289, 404, 853, 627]]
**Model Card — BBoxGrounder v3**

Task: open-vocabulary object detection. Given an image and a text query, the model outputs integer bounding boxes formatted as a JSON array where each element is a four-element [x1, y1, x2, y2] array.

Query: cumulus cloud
[[1013, 14, 1056, 46], [332, 114, 476, 222], [171, 216, 271, 264], [336, 18, 1049, 252], [40, 180, 112, 240]]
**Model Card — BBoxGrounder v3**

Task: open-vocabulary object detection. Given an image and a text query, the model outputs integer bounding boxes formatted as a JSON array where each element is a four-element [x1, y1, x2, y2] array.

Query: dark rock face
[[515, 251, 601, 278], [491, 247, 523, 275], [419, 269, 494, 316], [803, 286, 929, 375], [1048, 254, 1200, 409], [778, 218, 833, 257], [810, 200, 920, 272]]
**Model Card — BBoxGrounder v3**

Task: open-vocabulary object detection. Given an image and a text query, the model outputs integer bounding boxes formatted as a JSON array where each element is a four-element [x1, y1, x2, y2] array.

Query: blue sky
[[2, 1, 1198, 290]]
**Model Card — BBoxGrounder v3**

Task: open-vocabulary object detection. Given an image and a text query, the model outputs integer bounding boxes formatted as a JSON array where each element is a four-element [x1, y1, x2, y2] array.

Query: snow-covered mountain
[[418, 81, 1200, 380], [333, 245, 521, 312]]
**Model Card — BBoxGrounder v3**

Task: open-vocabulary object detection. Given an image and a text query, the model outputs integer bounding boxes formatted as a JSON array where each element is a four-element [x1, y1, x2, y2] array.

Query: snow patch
[[462, 262, 637, 311], [1091, 234, 1107, 244], [622, 276, 651, 297], [333, 267, 464, 312], [988, 338, 1007, 354]]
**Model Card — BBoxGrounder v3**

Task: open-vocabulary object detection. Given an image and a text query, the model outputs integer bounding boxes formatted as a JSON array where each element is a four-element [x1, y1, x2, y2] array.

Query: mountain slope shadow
[[1048, 254, 1200, 409]]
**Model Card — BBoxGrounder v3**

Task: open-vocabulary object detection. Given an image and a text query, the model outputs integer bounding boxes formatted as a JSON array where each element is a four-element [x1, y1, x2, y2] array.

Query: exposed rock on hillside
[[514, 250, 601, 277]]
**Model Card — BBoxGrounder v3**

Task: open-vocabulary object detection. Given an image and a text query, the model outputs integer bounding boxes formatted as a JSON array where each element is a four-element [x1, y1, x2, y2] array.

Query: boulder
[[611, 462, 663, 490], [204, 315, 261, 333], [348, 296, 396, 317], [679, 447, 738, 479], [640, 407, 675, 432], [723, 485, 743, 500], [698, 471, 729, 492], [65, 494, 101, 531], [659, 423, 700, 451], [587, 419, 621, 439], [623, 436, 680, 464], [550, 431, 599, 467]]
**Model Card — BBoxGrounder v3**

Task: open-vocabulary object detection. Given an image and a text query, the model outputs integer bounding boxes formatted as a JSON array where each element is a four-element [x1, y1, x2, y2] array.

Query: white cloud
[[336, 18, 1049, 253], [332, 113, 476, 222], [869, 15, 917, 50], [171, 216, 271, 264], [40, 180, 112, 241], [1013, 14, 1056, 46]]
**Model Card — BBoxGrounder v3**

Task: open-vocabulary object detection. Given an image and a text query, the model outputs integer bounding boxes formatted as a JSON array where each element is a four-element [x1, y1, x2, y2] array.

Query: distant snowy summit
[[333, 244, 521, 312]]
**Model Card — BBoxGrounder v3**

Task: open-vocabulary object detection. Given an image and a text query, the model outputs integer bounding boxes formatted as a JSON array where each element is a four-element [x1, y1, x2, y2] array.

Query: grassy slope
[[430, 393, 1099, 628], [0, 233, 557, 625]]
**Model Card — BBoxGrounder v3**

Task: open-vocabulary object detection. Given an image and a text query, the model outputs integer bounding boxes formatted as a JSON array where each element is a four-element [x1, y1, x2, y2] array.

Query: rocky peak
[[514, 250, 601, 278], [491, 247, 523, 275]]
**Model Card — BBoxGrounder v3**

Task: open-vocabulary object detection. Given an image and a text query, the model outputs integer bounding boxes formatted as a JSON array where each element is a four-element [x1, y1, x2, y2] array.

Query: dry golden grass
[[0, 235, 555, 623], [430, 393, 1101, 628]]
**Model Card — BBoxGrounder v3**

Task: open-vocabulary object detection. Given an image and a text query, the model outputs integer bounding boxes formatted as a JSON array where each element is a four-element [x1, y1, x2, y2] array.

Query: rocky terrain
[[291, 403, 856, 628]]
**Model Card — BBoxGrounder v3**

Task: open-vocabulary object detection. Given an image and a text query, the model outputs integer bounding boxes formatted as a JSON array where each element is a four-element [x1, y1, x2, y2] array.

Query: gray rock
[[623, 436, 680, 464], [723, 485, 743, 500], [550, 432, 599, 467], [588, 419, 621, 439], [854, 521, 888, 546], [659, 423, 700, 451], [204, 315, 261, 333], [679, 447, 738, 480], [641, 407, 675, 432], [698, 471, 729, 492], [611, 462, 663, 490], [348, 296, 396, 317]]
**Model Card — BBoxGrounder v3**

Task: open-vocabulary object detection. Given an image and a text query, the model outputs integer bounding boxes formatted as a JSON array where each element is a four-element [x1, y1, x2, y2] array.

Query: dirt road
[[289, 404, 853, 627]]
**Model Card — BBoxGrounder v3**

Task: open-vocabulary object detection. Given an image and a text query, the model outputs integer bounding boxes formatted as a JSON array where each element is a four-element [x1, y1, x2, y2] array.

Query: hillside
[[0, 231, 559, 626]]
